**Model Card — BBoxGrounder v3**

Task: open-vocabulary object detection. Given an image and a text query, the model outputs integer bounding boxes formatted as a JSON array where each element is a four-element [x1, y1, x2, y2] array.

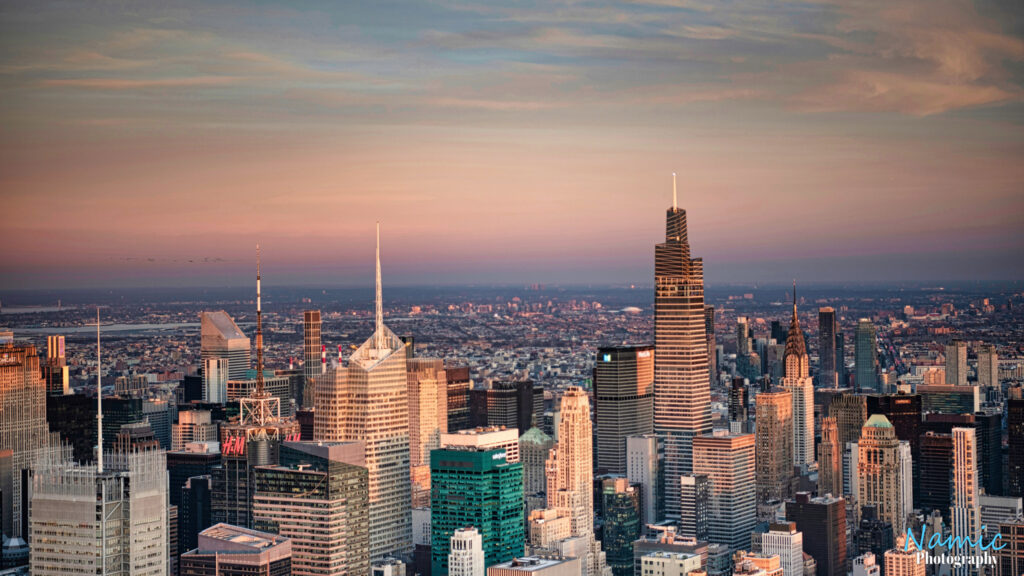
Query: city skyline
[[3, 2, 1024, 575], [2, 1, 1023, 290]]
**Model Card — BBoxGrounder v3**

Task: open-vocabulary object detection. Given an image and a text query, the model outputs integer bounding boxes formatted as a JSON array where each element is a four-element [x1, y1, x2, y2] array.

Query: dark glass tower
[[728, 377, 749, 431], [302, 310, 321, 408], [704, 306, 717, 384], [854, 319, 879, 393], [654, 175, 711, 519], [818, 308, 837, 388], [46, 393, 96, 463], [786, 493, 847, 576], [168, 448, 219, 508], [867, 393, 923, 505], [594, 345, 654, 474], [601, 478, 642, 576], [179, 475, 213, 558], [469, 380, 542, 435], [1009, 386, 1024, 496], [924, 412, 1002, 497], [445, 364, 472, 432], [836, 331, 847, 387], [679, 474, 709, 541], [918, 431, 953, 518]]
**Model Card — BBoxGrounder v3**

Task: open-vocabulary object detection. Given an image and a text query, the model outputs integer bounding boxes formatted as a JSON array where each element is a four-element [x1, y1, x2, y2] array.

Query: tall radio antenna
[[96, 306, 104, 473], [256, 244, 265, 396]]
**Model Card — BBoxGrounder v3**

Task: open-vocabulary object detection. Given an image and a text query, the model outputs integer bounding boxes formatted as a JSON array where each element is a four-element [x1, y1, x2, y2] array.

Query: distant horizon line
[[2, 279, 1021, 294]]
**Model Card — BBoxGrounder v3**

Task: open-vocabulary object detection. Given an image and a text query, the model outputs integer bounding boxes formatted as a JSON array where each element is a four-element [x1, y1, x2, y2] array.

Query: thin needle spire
[[672, 172, 677, 210], [793, 279, 798, 319], [374, 222, 385, 349]]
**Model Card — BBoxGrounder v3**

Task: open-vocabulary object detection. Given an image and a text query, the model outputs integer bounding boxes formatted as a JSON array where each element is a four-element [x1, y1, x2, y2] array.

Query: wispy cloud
[[778, 0, 1024, 114], [41, 76, 240, 89], [4, 0, 1020, 118], [794, 68, 1018, 116], [430, 97, 565, 111]]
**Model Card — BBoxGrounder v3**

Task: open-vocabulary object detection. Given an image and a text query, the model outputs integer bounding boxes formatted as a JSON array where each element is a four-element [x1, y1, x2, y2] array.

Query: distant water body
[[13, 322, 199, 335], [0, 306, 72, 314]]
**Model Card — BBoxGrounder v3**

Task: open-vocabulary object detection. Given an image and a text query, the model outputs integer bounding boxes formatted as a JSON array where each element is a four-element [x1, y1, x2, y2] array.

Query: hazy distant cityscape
[[5, 282, 1021, 405]]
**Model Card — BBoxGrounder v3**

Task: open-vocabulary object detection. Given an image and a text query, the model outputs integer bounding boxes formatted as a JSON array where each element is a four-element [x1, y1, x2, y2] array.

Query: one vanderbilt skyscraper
[[654, 173, 712, 519]]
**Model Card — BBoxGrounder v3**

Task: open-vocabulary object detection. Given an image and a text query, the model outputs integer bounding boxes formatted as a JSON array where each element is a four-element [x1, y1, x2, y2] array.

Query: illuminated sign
[[492, 451, 507, 460], [223, 436, 246, 456], [603, 354, 612, 362], [637, 350, 651, 359]]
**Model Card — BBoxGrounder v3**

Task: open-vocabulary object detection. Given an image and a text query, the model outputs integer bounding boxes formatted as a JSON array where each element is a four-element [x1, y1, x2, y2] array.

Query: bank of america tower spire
[[654, 172, 712, 519], [341, 222, 413, 559]]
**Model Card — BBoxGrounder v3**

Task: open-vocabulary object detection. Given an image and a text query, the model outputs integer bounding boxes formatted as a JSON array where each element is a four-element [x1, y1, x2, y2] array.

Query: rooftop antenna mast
[[256, 244, 265, 397], [96, 306, 104, 473], [239, 243, 281, 438]]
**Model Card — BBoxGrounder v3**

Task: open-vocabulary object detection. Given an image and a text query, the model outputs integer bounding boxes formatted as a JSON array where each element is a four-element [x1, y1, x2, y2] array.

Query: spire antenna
[[672, 172, 677, 211], [256, 243, 265, 396], [374, 222, 385, 349], [96, 306, 103, 473], [239, 242, 282, 435], [792, 279, 798, 320]]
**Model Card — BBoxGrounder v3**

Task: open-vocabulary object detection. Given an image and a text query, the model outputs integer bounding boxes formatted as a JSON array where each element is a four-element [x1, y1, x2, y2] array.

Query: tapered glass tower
[[654, 174, 711, 518]]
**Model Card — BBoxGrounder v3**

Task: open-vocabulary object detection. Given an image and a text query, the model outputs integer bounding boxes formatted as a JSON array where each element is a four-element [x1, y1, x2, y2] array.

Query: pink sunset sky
[[1, 0, 1022, 289]]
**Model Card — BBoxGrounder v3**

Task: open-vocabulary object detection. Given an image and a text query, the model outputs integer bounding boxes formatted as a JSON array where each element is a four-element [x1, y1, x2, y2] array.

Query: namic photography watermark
[[904, 526, 1001, 569]]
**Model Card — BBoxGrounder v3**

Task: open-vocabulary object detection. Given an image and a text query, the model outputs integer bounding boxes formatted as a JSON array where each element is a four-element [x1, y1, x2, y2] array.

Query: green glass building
[[431, 447, 524, 575], [602, 478, 642, 576], [855, 319, 879, 393]]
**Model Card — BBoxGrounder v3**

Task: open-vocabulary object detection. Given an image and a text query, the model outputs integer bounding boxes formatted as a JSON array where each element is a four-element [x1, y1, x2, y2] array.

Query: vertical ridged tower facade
[[654, 175, 711, 518], [755, 390, 793, 508], [818, 417, 842, 497], [546, 387, 610, 576], [0, 343, 61, 538], [408, 357, 448, 507], [302, 310, 322, 408], [950, 427, 979, 576], [594, 345, 654, 474]]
